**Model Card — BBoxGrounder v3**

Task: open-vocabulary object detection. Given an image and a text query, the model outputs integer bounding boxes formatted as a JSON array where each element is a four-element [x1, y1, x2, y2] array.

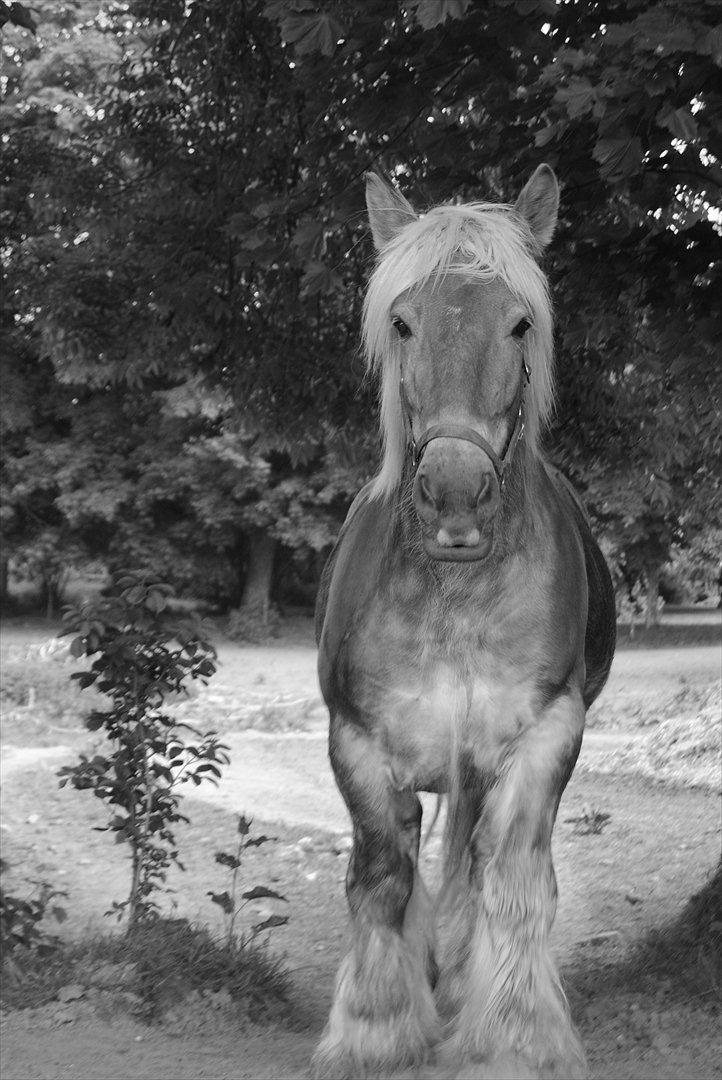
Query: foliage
[[0, 917, 289, 1021], [0, 862, 67, 956], [126, 915, 289, 1022], [264, 0, 721, 604], [0, 1, 36, 34], [209, 814, 289, 947], [57, 571, 229, 925], [1, 0, 719, 612], [662, 528, 722, 605], [0, 0, 372, 613]]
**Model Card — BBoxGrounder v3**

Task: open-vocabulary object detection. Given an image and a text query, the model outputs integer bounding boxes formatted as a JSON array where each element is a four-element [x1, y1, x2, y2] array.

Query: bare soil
[[1, 610, 720, 1080]]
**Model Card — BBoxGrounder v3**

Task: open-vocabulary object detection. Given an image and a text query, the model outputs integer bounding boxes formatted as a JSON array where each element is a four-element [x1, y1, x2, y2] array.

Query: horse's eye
[[512, 317, 532, 340], [392, 316, 411, 340]]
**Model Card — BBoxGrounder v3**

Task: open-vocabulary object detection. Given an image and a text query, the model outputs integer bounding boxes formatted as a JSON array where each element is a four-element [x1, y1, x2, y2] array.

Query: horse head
[[364, 165, 559, 561]]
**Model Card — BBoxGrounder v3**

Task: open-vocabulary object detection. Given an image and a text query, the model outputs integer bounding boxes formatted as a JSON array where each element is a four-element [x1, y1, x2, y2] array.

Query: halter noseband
[[403, 359, 530, 489]]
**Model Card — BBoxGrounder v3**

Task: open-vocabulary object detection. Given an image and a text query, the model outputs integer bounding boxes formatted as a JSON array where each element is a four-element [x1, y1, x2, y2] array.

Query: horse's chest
[[341, 609, 535, 791]]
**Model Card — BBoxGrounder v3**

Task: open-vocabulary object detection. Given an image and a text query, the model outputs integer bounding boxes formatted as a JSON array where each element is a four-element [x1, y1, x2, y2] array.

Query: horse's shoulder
[[314, 482, 389, 644], [543, 462, 591, 527], [542, 461, 616, 705]]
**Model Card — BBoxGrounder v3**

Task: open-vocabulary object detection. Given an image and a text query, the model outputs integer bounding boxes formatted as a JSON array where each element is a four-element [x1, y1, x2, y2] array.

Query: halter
[[402, 359, 530, 489]]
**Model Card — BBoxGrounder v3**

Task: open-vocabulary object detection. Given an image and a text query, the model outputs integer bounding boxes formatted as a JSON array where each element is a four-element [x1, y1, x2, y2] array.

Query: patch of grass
[[0, 916, 290, 1023]]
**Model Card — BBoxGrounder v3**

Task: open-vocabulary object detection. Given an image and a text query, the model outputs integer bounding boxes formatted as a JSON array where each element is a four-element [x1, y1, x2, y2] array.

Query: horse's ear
[[514, 164, 559, 250], [365, 173, 417, 251]]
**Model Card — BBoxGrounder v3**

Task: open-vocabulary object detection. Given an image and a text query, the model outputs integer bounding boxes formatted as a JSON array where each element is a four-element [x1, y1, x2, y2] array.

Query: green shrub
[[59, 571, 229, 926], [0, 916, 289, 1021], [0, 862, 67, 957]]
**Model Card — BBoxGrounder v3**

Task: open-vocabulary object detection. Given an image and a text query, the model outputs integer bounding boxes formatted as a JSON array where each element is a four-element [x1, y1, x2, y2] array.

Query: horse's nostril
[[437, 526, 481, 549], [476, 473, 494, 508], [418, 473, 437, 509]]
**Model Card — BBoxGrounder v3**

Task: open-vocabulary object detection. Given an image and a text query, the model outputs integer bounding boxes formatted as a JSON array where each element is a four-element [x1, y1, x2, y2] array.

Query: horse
[[313, 164, 616, 1080]]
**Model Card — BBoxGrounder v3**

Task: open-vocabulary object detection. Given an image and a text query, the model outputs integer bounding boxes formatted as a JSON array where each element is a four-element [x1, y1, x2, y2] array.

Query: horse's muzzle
[[420, 528, 494, 562], [412, 441, 500, 562]]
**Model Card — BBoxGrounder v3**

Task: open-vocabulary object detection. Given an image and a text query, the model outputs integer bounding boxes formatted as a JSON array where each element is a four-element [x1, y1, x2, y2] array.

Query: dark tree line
[[2, 0, 720, 621]]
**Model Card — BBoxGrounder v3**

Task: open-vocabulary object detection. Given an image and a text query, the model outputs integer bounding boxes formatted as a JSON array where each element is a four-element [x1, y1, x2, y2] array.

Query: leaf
[[237, 815, 252, 836], [244, 834, 274, 848], [300, 260, 342, 297], [601, 23, 635, 47], [207, 890, 234, 914], [252, 914, 289, 932], [72, 672, 97, 689], [292, 219, 324, 255], [214, 852, 241, 869], [69, 636, 86, 658], [193, 762, 222, 777], [224, 210, 257, 237], [555, 77, 596, 120], [697, 26, 722, 66], [592, 136, 643, 181], [534, 123, 559, 148], [408, 0, 471, 30], [145, 590, 167, 614], [2, 2, 37, 33], [238, 228, 271, 253], [658, 106, 698, 143], [242, 886, 287, 902], [280, 10, 346, 56]]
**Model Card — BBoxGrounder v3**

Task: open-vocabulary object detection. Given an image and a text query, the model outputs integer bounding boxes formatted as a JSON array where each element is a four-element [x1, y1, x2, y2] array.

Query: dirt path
[[2, 745, 720, 1079], [1, 618, 720, 1080]]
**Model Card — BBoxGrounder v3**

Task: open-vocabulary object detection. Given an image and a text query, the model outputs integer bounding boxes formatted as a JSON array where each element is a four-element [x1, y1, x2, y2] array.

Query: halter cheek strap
[[404, 360, 530, 489]]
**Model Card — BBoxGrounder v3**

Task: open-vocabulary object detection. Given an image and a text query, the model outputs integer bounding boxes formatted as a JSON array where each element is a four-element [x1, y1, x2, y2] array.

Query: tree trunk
[[241, 528, 276, 615], [0, 557, 8, 608], [42, 573, 54, 620], [645, 566, 661, 628]]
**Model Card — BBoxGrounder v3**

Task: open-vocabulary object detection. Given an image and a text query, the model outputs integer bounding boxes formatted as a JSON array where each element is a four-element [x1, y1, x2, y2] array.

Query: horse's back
[[547, 466, 616, 707]]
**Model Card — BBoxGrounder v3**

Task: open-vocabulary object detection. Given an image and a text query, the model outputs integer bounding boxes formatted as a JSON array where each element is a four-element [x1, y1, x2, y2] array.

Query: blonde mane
[[362, 201, 555, 501]]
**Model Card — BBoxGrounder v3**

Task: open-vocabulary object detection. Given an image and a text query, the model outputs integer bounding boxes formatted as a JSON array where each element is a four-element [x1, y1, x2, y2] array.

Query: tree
[[3, 0, 718, 616], [8, 0, 372, 619], [264, 0, 721, 612], [1, 2, 125, 608]]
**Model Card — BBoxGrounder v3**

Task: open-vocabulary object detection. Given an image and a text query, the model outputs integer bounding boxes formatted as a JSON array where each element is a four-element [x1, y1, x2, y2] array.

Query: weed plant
[[0, 915, 289, 1021]]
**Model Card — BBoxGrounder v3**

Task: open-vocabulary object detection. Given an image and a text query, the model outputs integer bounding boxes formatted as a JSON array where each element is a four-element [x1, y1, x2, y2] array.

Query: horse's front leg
[[443, 690, 588, 1080], [312, 719, 440, 1079]]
